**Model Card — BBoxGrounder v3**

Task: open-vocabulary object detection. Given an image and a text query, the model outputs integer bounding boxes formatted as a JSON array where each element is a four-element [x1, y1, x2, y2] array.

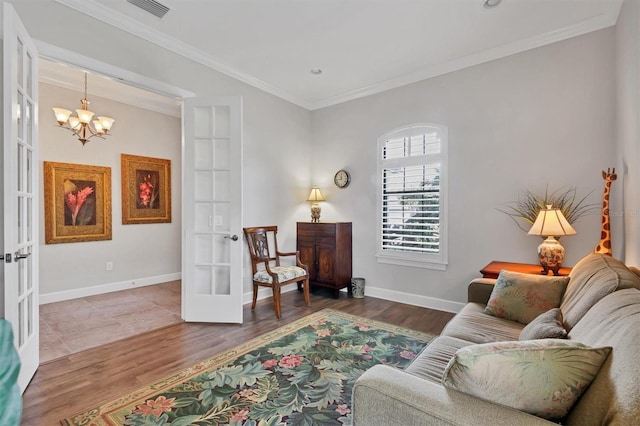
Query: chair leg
[[251, 283, 258, 311], [303, 278, 310, 306], [273, 285, 282, 319]]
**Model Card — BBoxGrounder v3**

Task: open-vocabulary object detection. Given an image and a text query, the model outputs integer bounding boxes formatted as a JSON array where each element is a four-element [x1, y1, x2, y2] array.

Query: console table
[[297, 222, 352, 298], [480, 260, 572, 279]]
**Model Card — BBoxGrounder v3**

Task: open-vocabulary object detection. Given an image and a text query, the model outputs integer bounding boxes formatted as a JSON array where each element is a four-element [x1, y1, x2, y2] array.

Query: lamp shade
[[307, 187, 325, 202], [528, 205, 576, 237]]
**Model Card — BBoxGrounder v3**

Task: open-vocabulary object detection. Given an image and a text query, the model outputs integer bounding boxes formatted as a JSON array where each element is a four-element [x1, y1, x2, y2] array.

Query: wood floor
[[21, 289, 455, 426]]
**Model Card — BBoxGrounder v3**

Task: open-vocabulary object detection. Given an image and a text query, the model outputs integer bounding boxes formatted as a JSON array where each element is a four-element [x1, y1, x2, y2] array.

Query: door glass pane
[[213, 203, 230, 232], [214, 267, 231, 295], [194, 139, 213, 169], [195, 234, 212, 264], [194, 203, 213, 233], [27, 198, 32, 242], [26, 256, 33, 291], [213, 235, 230, 263], [195, 266, 212, 295], [17, 91, 23, 140], [26, 53, 33, 97], [18, 256, 24, 296], [194, 107, 212, 138], [194, 171, 213, 201], [17, 145, 23, 191], [213, 171, 230, 201], [17, 38, 23, 88], [213, 139, 230, 169], [27, 294, 33, 337], [26, 148, 32, 193], [214, 106, 230, 138], [17, 196, 23, 244], [26, 100, 33, 146], [18, 301, 24, 347]]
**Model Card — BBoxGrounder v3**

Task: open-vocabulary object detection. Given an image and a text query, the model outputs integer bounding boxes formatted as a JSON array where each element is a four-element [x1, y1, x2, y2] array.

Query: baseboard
[[244, 282, 465, 313], [39, 273, 182, 305], [351, 285, 465, 313]]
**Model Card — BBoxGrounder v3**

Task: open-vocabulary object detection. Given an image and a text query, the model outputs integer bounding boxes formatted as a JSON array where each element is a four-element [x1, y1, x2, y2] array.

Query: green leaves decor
[[497, 186, 598, 232], [61, 309, 432, 426]]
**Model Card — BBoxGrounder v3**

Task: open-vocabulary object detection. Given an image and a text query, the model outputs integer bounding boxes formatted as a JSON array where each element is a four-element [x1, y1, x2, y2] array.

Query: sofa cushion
[[519, 308, 567, 340], [484, 270, 569, 325], [441, 303, 524, 344], [561, 253, 640, 330], [405, 336, 473, 384], [566, 288, 640, 425], [442, 339, 611, 421]]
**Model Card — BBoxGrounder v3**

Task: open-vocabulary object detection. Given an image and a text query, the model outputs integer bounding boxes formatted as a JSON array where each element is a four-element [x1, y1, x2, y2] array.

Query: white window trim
[[376, 123, 448, 270]]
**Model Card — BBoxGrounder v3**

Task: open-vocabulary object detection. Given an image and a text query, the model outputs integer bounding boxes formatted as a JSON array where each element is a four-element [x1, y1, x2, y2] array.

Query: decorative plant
[[498, 186, 599, 232]]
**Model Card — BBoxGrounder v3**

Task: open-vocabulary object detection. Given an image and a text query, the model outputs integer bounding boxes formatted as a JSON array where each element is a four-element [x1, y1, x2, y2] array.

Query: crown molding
[[308, 11, 620, 110], [54, 0, 620, 112], [53, 0, 313, 110]]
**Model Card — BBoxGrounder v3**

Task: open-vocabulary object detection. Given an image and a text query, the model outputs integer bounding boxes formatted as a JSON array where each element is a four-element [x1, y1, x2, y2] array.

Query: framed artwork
[[121, 154, 172, 224], [44, 162, 112, 244]]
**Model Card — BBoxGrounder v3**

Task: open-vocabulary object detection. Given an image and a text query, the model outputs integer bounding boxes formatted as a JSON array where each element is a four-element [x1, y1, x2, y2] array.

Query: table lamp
[[528, 205, 576, 275], [307, 186, 325, 223]]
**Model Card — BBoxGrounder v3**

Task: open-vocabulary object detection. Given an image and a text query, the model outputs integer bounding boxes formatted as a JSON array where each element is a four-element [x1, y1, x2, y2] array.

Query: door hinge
[[5, 253, 12, 263]]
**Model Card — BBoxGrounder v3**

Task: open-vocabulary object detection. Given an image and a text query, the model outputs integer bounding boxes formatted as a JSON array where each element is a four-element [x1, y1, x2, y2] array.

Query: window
[[377, 124, 448, 269]]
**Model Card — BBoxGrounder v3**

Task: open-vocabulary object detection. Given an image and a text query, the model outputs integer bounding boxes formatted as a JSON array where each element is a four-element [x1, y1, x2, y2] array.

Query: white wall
[[311, 28, 618, 307], [617, 0, 640, 267], [38, 82, 182, 298], [10, 1, 313, 297]]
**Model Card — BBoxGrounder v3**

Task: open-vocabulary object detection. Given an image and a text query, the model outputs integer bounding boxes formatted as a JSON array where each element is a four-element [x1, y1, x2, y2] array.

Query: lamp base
[[537, 236, 565, 276], [310, 204, 321, 223]]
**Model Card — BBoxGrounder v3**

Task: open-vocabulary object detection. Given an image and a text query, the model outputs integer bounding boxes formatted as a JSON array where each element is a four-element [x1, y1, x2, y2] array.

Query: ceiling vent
[[127, 0, 170, 18]]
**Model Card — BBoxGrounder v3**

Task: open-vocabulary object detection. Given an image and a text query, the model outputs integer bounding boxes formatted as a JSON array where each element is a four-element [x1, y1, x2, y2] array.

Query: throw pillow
[[442, 339, 611, 420], [519, 308, 567, 340], [484, 270, 569, 324]]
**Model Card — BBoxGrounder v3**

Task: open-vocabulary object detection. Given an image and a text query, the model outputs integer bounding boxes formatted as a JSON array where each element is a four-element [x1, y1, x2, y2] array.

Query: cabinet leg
[[333, 289, 339, 299], [347, 283, 353, 297]]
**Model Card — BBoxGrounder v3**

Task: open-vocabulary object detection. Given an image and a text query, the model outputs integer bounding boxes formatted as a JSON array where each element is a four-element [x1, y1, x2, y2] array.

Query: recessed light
[[310, 67, 323, 75], [483, 0, 502, 8]]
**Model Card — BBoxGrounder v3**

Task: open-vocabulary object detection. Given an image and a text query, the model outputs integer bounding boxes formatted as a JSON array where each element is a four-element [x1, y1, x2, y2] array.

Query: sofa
[[352, 253, 640, 425]]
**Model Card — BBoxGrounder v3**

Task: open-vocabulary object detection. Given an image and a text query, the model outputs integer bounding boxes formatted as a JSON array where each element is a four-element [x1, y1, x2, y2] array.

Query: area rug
[[61, 308, 433, 426]]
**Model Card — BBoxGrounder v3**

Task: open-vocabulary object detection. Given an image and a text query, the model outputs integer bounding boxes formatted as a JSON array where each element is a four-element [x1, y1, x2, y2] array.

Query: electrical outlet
[[106, 261, 113, 271]]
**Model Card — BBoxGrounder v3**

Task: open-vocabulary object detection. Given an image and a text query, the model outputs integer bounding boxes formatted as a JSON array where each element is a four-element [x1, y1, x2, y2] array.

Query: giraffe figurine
[[594, 168, 617, 256]]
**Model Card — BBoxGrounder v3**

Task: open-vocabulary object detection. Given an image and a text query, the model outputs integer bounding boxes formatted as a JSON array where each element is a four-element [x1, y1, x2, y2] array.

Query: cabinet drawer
[[297, 223, 336, 239]]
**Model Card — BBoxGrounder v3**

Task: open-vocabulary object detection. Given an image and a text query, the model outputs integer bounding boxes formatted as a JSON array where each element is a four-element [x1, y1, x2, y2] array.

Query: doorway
[[38, 58, 184, 362]]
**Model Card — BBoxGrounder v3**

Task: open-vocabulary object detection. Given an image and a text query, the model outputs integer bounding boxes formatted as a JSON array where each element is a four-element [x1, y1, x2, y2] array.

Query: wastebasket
[[351, 278, 365, 298]]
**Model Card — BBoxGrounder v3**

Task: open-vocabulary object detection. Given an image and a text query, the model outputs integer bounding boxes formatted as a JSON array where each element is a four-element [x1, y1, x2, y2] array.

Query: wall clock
[[334, 169, 351, 188]]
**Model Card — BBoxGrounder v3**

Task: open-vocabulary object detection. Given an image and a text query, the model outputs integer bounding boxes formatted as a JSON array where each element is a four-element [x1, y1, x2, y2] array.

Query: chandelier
[[52, 72, 115, 146]]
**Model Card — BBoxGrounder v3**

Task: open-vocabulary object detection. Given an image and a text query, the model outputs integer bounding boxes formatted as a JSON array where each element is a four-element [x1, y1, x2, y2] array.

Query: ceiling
[[47, 0, 623, 111]]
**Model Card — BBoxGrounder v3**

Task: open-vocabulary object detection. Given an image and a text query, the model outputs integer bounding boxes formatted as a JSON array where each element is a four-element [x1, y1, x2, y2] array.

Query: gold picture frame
[[121, 154, 172, 224], [44, 162, 112, 244]]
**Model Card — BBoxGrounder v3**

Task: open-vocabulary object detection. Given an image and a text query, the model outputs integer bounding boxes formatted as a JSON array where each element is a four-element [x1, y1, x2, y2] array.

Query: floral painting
[[122, 154, 171, 224], [63, 179, 96, 226], [60, 309, 433, 426], [44, 162, 112, 244]]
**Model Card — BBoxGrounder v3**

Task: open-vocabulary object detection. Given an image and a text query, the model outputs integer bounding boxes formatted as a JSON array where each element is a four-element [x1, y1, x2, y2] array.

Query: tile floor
[[39, 280, 182, 363]]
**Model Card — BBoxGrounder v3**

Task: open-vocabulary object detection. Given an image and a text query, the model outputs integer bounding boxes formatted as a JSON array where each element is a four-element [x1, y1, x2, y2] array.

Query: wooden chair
[[243, 226, 310, 318]]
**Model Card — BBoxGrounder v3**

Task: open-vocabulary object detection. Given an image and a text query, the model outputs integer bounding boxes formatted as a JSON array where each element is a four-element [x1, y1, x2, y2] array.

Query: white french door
[[182, 97, 243, 323], [2, 3, 39, 391]]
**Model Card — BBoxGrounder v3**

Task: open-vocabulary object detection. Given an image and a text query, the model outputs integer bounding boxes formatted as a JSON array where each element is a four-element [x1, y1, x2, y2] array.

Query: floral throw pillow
[[484, 270, 569, 324], [442, 340, 611, 420], [519, 308, 567, 340]]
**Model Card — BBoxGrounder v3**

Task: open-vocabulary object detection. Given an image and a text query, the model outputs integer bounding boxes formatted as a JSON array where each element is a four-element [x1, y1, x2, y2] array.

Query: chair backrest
[[243, 226, 281, 273]]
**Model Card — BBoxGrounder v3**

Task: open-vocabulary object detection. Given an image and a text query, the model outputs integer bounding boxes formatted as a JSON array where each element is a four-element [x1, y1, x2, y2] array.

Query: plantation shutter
[[377, 124, 447, 269]]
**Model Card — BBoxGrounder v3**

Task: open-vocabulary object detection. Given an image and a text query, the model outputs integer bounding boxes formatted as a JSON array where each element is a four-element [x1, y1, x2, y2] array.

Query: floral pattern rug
[[61, 309, 433, 426]]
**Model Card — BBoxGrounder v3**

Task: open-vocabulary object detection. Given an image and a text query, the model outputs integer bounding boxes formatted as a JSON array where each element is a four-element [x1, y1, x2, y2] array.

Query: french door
[[2, 2, 40, 391], [182, 97, 243, 323]]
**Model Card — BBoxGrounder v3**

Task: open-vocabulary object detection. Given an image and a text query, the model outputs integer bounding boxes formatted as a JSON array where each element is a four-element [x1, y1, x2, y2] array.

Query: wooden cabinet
[[297, 222, 352, 298]]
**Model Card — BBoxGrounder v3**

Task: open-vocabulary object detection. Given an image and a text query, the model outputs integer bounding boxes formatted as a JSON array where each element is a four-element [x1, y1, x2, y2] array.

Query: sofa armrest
[[353, 365, 553, 426], [468, 278, 496, 304]]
